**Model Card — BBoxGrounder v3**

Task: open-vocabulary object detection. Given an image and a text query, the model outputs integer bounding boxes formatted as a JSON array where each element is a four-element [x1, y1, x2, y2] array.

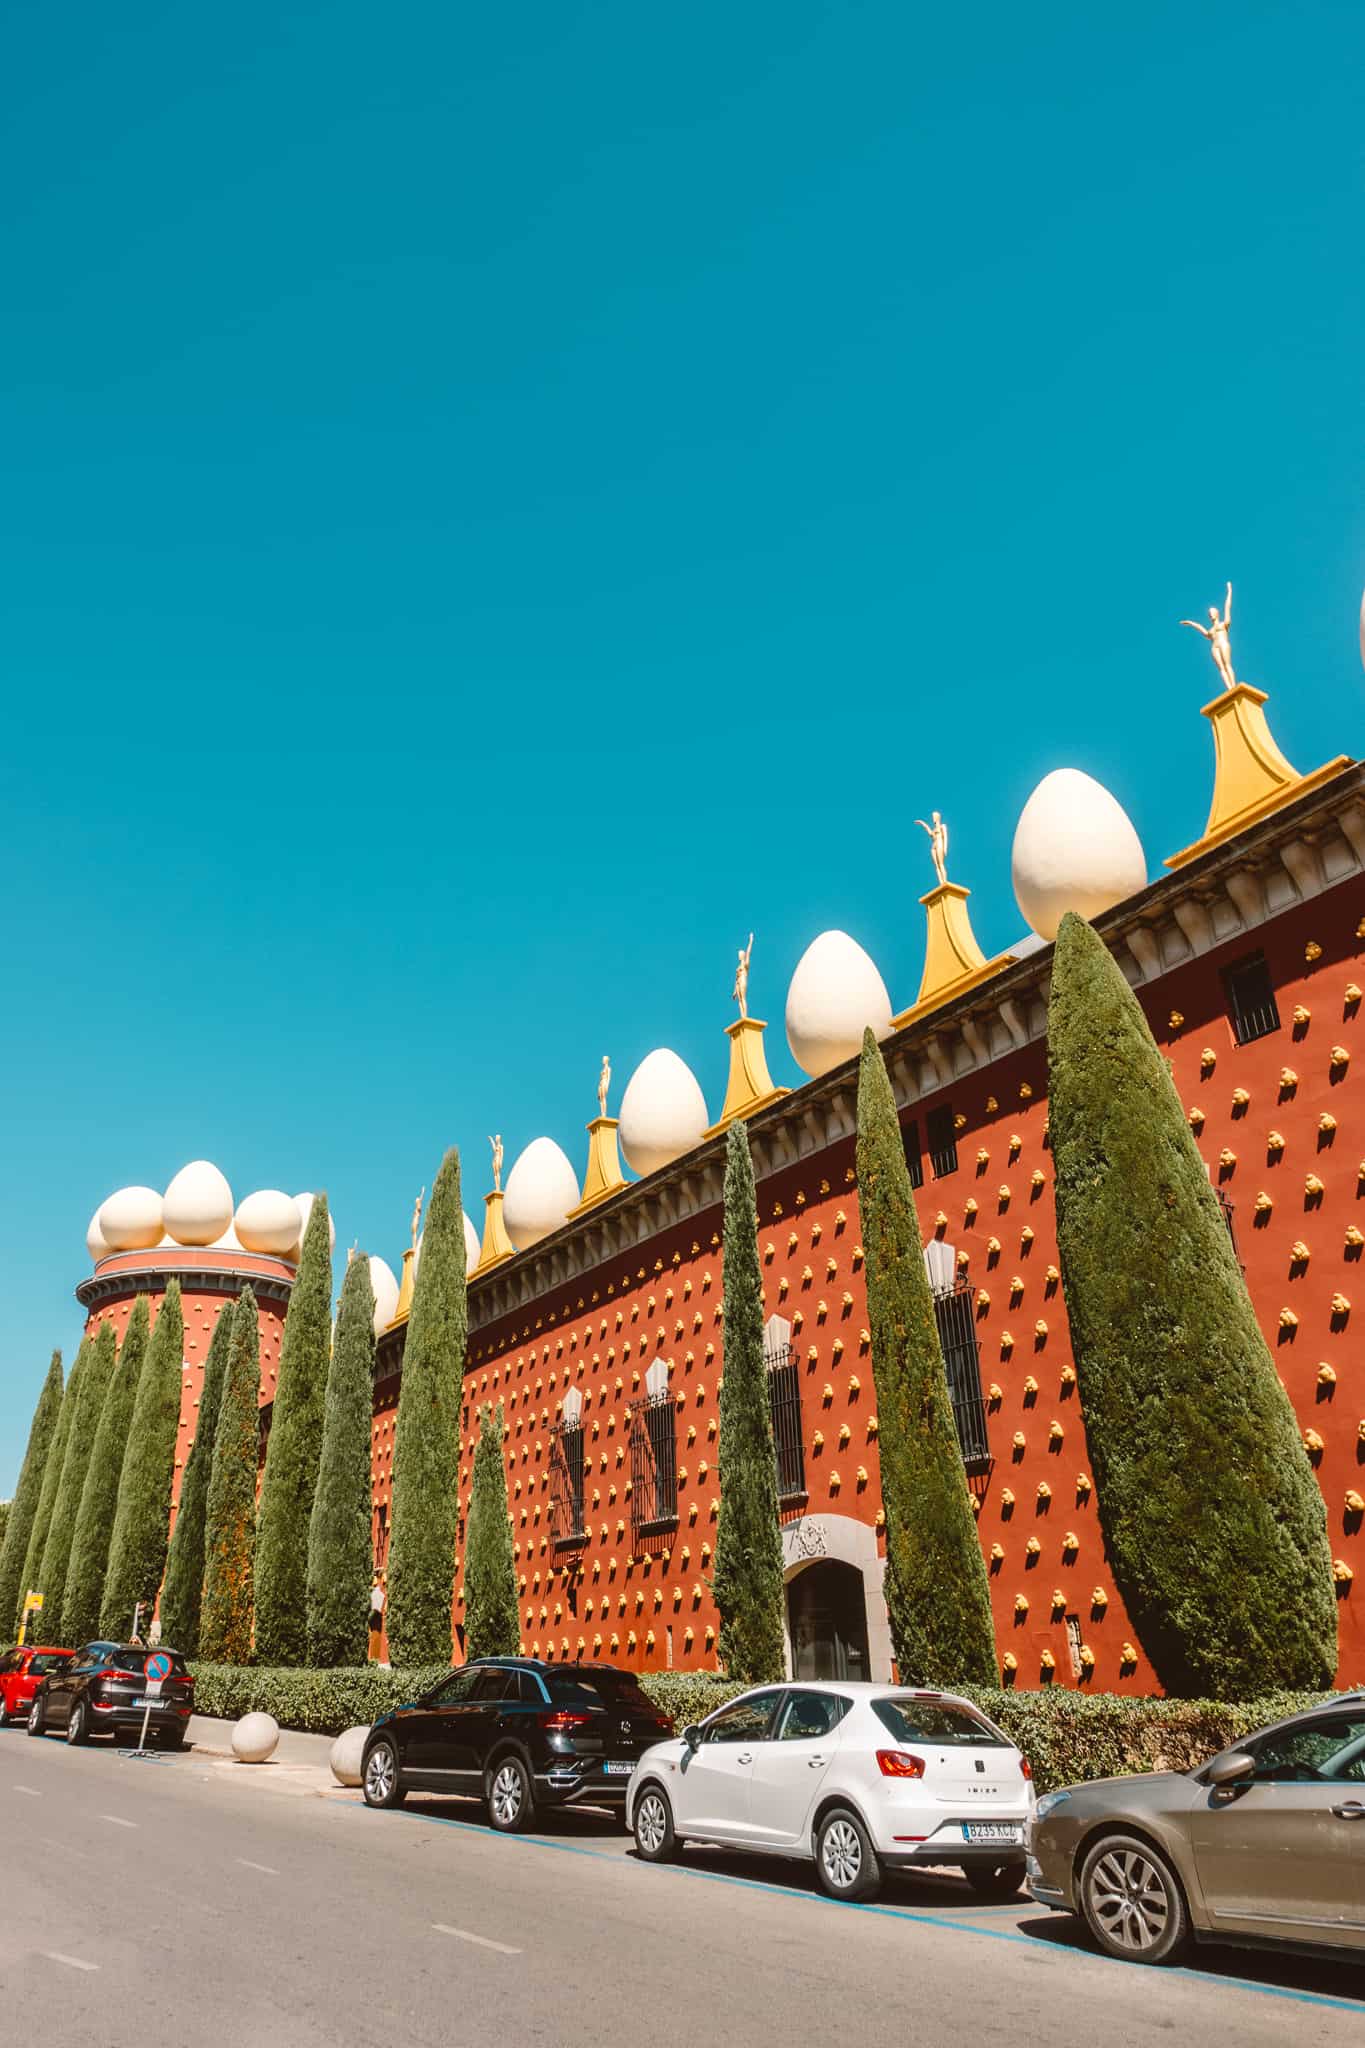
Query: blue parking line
[[349, 1802, 1364, 2016]]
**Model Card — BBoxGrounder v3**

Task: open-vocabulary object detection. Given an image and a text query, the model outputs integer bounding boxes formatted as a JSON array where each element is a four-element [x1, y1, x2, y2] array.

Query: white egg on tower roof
[[619, 1049, 709, 1177], [368, 1254, 400, 1336], [86, 1206, 110, 1266], [413, 1212, 482, 1271], [235, 1189, 303, 1257], [210, 1222, 246, 1252], [163, 1160, 234, 1246], [503, 1138, 580, 1250], [1011, 769, 1147, 942], [785, 930, 894, 1079], [291, 1193, 337, 1261], [97, 1185, 165, 1253]]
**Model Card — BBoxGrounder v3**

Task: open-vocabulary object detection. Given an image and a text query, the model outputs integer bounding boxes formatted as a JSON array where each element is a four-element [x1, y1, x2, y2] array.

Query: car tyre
[[1079, 1832, 1190, 1965], [66, 1700, 89, 1747], [0, 1694, 9, 1728], [487, 1753, 535, 1833], [815, 1806, 882, 1903], [27, 1697, 45, 1738], [362, 1738, 406, 1809], [963, 1858, 1028, 1900], [632, 1783, 678, 1863]]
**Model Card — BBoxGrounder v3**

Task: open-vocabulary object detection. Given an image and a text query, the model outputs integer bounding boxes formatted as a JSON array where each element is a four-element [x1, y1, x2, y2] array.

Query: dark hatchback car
[[28, 1643, 195, 1749], [362, 1657, 674, 1830]]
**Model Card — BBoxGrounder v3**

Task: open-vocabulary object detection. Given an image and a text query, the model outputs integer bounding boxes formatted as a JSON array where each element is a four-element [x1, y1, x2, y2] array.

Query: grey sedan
[[1027, 1694, 1365, 1965]]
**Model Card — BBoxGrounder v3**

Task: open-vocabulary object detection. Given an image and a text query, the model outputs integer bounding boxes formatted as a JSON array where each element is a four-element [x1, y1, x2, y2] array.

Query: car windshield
[[872, 1698, 1007, 1746], [545, 1672, 657, 1712], [27, 1654, 72, 1675]]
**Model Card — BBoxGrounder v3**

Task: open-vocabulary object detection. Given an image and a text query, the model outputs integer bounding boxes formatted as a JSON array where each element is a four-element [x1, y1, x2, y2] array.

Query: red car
[[0, 1646, 75, 1727]]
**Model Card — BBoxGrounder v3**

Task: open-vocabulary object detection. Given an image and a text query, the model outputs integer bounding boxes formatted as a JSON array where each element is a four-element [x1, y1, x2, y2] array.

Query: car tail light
[[539, 1711, 592, 1732], [108, 1668, 144, 1682], [876, 1749, 926, 1779], [1019, 1757, 1033, 1780]]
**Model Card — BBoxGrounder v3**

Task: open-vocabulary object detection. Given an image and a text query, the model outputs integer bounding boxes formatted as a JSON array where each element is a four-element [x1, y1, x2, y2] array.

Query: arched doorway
[[786, 1560, 871, 1681]]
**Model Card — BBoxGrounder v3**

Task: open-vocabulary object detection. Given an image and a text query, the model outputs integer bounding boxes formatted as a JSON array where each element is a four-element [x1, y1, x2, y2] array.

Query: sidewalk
[[184, 1714, 359, 1800]]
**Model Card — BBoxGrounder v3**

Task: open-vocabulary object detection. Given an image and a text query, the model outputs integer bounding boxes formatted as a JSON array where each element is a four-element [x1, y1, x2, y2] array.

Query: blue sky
[[3, 1, 1363, 1487]]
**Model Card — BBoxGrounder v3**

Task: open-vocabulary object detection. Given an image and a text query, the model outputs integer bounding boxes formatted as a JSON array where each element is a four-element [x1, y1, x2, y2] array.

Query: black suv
[[28, 1642, 195, 1749], [361, 1658, 673, 1829]]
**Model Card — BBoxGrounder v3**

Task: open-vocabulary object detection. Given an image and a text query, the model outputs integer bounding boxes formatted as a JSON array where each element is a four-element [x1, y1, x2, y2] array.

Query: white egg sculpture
[[210, 1223, 246, 1252], [97, 1186, 165, 1253], [1011, 769, 1147, 941], [235, 1189, 303, 1257], [619, 1049, 709, 1176], [86, 1207, 110, 1265], [785, 930, 894, 1079], [291, 1193, 337, 1261], [503, 1137, 580, 1250], [163, 1159, 234, 1246], [413, 1213, 482, 1272], [368, 1254, 400, 1336]]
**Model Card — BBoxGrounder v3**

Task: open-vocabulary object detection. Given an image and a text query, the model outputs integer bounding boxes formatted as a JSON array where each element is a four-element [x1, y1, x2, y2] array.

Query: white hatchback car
[[626, 1681, 1034, 1902]]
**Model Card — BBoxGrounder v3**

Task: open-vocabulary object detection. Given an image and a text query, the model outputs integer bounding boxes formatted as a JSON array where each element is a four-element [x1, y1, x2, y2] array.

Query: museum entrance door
[[787, 1560, 870, 1681]]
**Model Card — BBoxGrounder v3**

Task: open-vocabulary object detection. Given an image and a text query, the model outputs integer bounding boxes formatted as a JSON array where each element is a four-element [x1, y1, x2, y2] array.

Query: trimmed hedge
[[183, 1663, 1342, 1793]]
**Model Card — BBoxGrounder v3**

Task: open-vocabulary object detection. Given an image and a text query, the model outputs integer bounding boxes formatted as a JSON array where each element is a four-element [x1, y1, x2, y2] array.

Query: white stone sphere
[[785, 930, 894, 1078], [98, 1186, 165, 1253], [368, 1254, 400, 1335], [330, 1725, 370, 1786], [1011, 769, 1147, 941], [235, 1189, 303, 1257], [163, 1160, 234, 1246], [503, 1137, 580, 1250], [619, 1049, 710, 1176], [291, 1193, 336, 1262], [231, 1712, 280, 1763], [86, 1206, 111, 1266]]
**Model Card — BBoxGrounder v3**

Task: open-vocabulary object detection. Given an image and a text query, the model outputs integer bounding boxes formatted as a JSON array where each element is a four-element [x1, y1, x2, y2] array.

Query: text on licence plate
[[963, 1823, 1019, 1844], [603, 1761, 634, 1777]]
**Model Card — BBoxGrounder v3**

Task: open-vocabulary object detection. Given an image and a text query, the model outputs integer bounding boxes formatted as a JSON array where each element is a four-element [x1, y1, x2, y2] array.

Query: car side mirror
[[682, 1725, 701, 1752], [1206, 1750, 1255, 1787]]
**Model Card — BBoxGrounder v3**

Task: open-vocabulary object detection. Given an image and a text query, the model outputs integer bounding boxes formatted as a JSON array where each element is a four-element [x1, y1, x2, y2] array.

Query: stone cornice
[[76, 1262, 296, 1313]]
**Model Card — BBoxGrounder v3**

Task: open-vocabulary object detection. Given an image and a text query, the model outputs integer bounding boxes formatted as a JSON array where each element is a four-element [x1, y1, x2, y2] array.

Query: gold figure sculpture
[[410, 1186, 425, 1252], [915, 810, 950, 888], [1180, 582, 1237, 692], [733, 932, 754, 1019], [489, 1133, 504, 1192], [597, 1054, 611, 1119]]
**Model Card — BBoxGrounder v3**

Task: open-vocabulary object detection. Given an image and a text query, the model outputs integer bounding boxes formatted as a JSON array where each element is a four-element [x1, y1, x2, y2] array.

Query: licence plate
[[963, 1823, 1020, 1844], [132, 1697, 160, 1709], [603, 1761, 634, 1777]]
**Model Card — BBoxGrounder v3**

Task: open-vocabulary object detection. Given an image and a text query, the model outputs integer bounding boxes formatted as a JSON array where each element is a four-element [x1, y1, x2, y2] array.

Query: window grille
[[902, 1117, 924, 1190], [925, 1104, 959, 1179], [1223, 951, 1280, 1046], [764, 1317, 806, 1503], [931, 1280, 991, 1471], [550, 1421, 586, 1547], [629, 1393, 679, 1535]]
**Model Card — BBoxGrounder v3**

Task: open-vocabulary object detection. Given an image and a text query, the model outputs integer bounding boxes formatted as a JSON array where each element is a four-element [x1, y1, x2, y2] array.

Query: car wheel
[[0, 1694, 9, 1728], [362, 1739, 406, 1809], [1079, 1832, 1190, 1965], [66, 1700, 89, 1747], [633, 1784, 677, 1863], [815, 1806, 881, 1903], [487, 1754, 534, 1833], [27, 1698, 45, 1738], [963, 1858, 1028, 1900]]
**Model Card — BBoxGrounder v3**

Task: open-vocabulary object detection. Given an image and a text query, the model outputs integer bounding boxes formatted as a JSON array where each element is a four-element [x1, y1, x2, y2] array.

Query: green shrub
[[713, 1122, 786, 1683], [41, 1323, 117, 1644], [200, 1290, 260, 1665], [0, 1351, 64, 1635], [160, 1303, 234, 1658], [100, 1284, 185, 1641], [256, 1194, 333, 1666], [1048, 913, 1337, 1696], [306, 1249, 375, 1668], [63, 1299, 148, 1647], [14, 1342, 84, 1634], [856, 1030, 997, 1688]]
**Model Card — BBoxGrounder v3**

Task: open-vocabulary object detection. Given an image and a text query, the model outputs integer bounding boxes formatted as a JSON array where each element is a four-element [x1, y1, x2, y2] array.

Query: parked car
[[626, 1681, 1033, 1902], [1027, 1693, 1365, 1965], [27, 1642, 195, 1749], [0, 1646, 75, 1727], [361, 1657, 674, 1828]]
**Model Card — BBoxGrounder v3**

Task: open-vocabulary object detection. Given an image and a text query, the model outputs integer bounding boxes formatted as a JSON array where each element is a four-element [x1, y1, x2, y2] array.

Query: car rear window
[[545, 1672, 657, 1712], [113, 1650, 189, 1676], [872, 1698, 1007, 1746], [27, 1653, 73, 1675]]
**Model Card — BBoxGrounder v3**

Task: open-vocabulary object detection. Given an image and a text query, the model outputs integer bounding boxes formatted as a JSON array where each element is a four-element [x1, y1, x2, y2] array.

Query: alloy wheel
[[1086, 1846, 1171, 1952], [491, 1763, 524, 1827], [365, 1747, 395, 1804], [66, 1704, 85, 1746], [636, 1792, 667, 1855], [821, 1817, 863, 1891]]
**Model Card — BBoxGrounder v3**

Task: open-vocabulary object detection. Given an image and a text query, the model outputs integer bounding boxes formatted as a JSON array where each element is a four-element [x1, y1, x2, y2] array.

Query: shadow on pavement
[[1019, 1909, 1365, 2003]]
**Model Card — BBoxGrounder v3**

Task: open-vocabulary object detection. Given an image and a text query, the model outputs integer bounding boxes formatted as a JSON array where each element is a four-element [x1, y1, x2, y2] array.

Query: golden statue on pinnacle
[[597, 1054, 611, 1118], [733, 932, 754, 1020], [410, 1186, 424, 1251], [915, 810, 950, 888], [489, 1134, 503, 1192], [1180, 582, 1238, 692]]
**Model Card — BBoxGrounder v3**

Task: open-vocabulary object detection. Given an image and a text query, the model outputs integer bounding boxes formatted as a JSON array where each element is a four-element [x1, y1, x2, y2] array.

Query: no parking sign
[[144, 1652, 173, 1700]]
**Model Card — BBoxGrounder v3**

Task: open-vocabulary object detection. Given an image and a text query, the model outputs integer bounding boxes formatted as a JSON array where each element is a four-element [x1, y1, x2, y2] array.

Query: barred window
[[926, 1250, 990, 1471], [550, 1409, 586, 1548], [764, 1315, 807, 1503], [925, 1104, 958, 1178], [1223, 951, 1280, 1046], [902, 1117, 924, 1190], [630, 1363, 678, 1536]]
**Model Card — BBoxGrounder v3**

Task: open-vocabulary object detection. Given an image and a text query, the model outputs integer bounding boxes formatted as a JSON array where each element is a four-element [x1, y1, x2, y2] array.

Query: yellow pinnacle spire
[[894, 883, 1014, 1028], [391, 1245, 416, 1326], [1166, 683, 1350, 868], [569, 1115, 628, 1218], [474, 1188, 515, 1275], [703, 1017, 788, 1137]]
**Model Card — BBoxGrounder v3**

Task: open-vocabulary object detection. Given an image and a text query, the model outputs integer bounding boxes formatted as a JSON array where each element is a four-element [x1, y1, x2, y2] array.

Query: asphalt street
[[2, 1728, 1362, 2047]]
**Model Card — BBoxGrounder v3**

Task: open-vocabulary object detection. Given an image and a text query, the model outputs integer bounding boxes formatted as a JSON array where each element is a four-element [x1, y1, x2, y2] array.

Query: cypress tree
[[256, 1194, 334, 1665], [386, 1148, 466, 1666], [63, 1299, 149, 1648], [14, 1339, 85, 1635], [712, 1122, 786, 1683], [0, 1351, 63, 1635], [199, 1289, 261, 1665], [855, 1031, 997, 1687], [1048, 911, 1336, 1695], [99, 1283, 185, 1641], [160, 1303, 234, 1657], [306, 1249, 375, 1668], [464, 1404, 519, 1659], [40, 1323, 117, 1646]]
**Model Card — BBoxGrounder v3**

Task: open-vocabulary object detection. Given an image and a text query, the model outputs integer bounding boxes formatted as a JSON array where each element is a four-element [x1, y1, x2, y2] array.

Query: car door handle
[[807, 1755, 827, 1767], [736, 1752, 754, 1765], [1331, 1801, 1365, 1819]]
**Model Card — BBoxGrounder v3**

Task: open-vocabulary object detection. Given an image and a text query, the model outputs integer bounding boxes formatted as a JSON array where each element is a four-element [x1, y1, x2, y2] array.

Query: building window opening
[[902, 1118, 924, 1190], [927, 1250, 991, 1472], [1223, 951, 1280, 1046], [551, 1391, 586, 1547], [764, 1315, 806, 1504], [925, 1104, 959, 1179], [630, 1363, 678, 1537]]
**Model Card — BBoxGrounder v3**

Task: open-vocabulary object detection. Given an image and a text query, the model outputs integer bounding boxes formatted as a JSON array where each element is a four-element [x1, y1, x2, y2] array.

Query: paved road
[[2, 1729, 1361, 2047]]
